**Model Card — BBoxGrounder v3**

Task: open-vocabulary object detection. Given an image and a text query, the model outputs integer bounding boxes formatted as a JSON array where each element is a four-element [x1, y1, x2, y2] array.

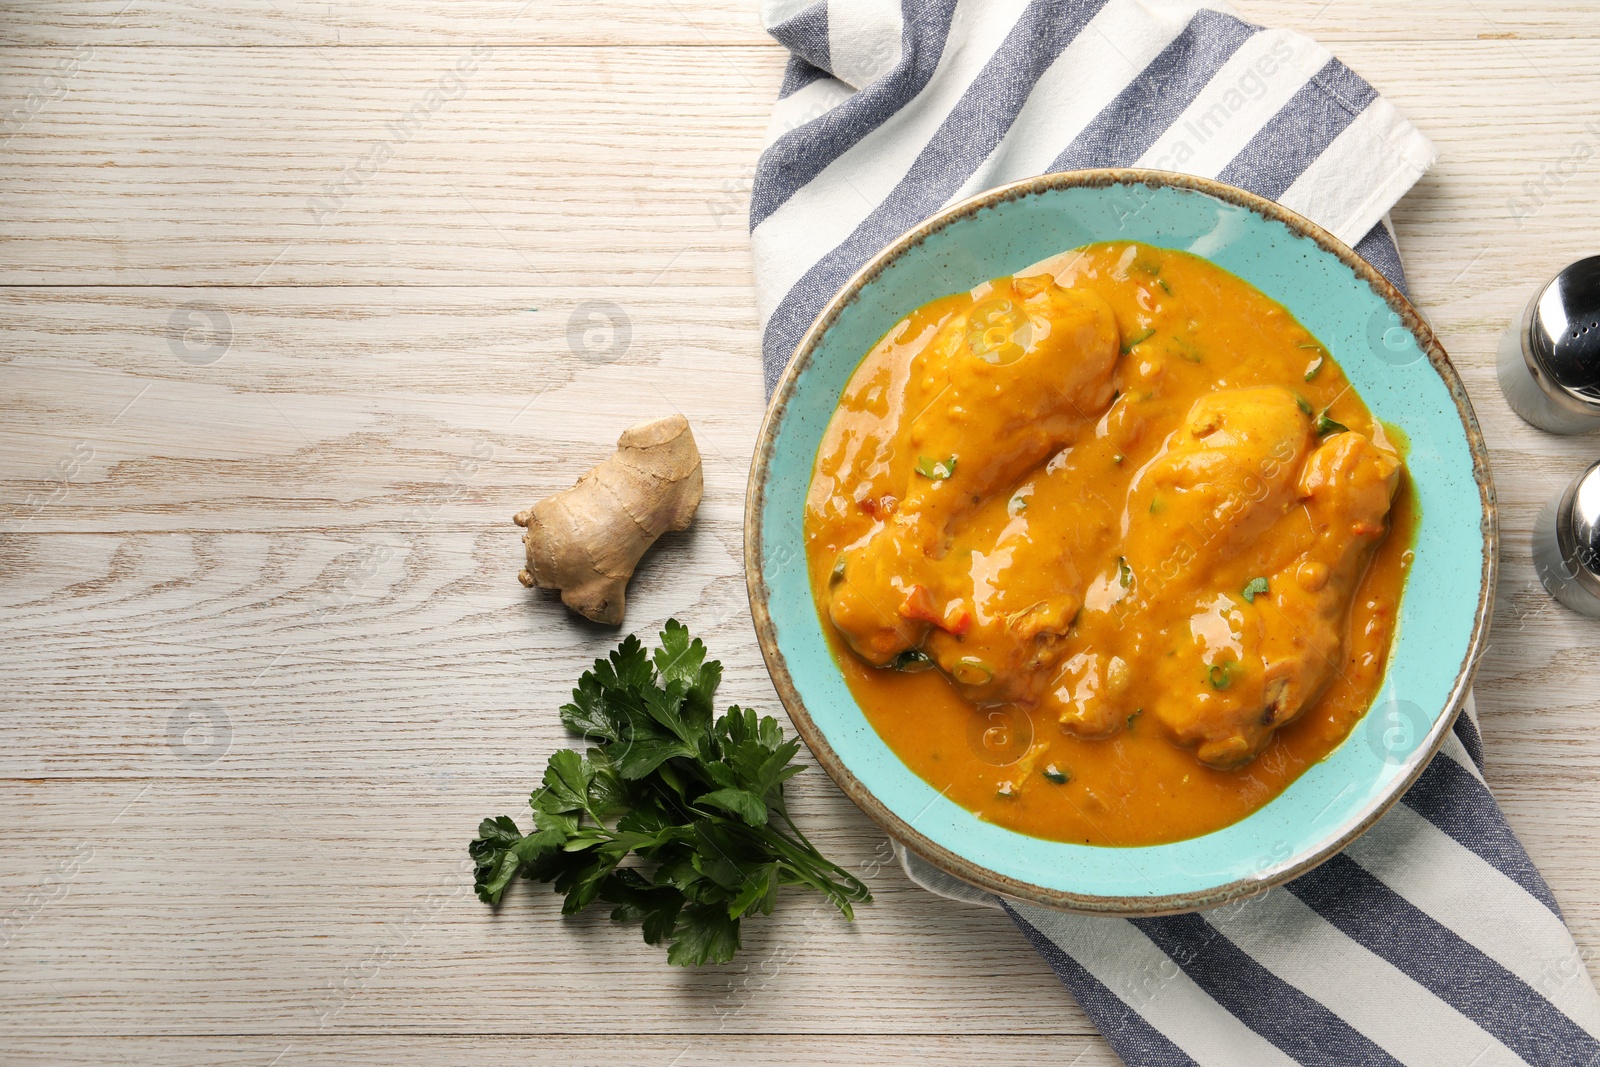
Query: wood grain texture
[[4, 1, 1600, 1063], [0, 46, 776, 286], [3, 0, 1599, 44], [0, 777, 1075, 1035], [0, 0, 777, 48], [2, 1036, 1128, 1067]]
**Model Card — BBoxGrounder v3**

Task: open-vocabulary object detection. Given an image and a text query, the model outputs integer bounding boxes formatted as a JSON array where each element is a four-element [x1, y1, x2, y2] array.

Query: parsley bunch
[[470, 621, 871, 966]]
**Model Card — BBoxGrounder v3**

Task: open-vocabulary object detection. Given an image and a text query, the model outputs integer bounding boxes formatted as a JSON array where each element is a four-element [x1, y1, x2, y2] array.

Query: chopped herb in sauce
[[915, 455, 957, 480], [1315, 411, 1349, 436], [951, 658, 993, 686], [1122, 327, 1156, 354], [890, 649, 935, 673], [1241, 577, 1269, 603]]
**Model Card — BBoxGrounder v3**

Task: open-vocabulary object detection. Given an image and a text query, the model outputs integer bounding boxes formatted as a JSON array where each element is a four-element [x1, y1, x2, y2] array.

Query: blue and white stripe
[[749, 2, 1600, 1062]]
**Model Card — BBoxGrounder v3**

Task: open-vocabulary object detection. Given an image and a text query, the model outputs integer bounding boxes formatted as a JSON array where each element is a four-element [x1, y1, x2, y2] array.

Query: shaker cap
[[1569, 460, 1600, 583], [1530, 255, 1600, 401], [1537, 459, 1600, 615]]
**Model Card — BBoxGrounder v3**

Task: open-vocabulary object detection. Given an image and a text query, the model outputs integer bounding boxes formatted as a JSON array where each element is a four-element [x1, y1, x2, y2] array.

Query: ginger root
[[514, 414, 703, 625]]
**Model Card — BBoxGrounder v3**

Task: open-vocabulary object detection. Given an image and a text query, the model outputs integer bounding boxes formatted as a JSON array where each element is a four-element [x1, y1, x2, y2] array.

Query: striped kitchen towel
[[747, 1, 1600, 1065]]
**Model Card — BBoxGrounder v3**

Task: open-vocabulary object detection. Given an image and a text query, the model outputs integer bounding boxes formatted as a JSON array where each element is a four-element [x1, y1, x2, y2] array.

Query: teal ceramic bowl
[[745, 170, 1496, 914]]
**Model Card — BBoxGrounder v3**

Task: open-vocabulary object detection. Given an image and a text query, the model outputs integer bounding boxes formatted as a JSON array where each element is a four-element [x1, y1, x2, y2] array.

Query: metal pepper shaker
[[1534, 459, 1600, 617], [1497, 255, 1600, 434]]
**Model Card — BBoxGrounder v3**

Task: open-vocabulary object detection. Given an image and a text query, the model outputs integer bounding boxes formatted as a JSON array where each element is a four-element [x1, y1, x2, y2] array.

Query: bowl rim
[[743, 168, 1498, 915]]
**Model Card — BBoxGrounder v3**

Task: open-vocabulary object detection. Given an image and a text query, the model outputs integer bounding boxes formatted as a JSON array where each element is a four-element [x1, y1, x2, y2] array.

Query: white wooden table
[[4, 3, 1600, 1063]]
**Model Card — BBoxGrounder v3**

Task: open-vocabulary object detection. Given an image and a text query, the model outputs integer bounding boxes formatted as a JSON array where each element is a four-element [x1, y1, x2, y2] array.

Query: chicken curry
[[804, 242, 1414, 846]]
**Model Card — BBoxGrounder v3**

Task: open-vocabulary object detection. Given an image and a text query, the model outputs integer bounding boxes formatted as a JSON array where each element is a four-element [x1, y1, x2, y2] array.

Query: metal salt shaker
[[1497, 255, 1600, 433], [1534, 459, 1600, 617]]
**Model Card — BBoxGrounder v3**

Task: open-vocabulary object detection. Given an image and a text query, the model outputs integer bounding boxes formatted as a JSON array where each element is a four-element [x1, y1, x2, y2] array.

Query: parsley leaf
[[471, 621, 871, 966]]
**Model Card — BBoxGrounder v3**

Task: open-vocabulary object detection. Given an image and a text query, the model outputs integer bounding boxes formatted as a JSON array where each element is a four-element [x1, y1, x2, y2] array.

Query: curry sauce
[[804, 242, 1415, 846]]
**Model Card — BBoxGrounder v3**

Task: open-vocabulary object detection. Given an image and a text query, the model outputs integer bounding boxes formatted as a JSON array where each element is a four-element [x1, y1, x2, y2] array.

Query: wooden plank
[[1, 0, 1597, 46], [1242, 0, 1600, 39], [0, 0, 777, 48], [0, 45, 780, 285], [3, 1035, 1126, 1066], [0, 778, 1078, 1035], [0, 287, 766, 532]]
